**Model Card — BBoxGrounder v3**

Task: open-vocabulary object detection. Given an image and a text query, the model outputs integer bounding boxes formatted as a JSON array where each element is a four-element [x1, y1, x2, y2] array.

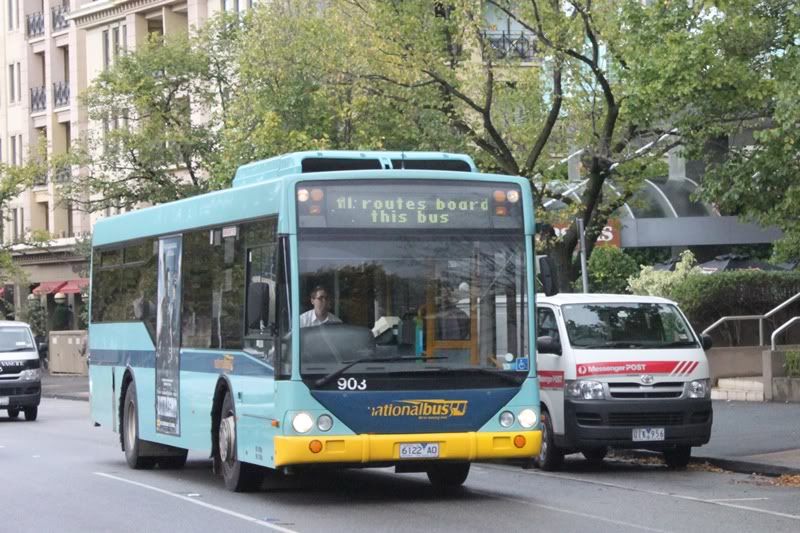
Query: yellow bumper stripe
[[274, 430, 541, 467]]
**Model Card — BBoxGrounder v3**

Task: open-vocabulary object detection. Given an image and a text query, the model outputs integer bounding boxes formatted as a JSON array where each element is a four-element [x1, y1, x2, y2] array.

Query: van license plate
[[632, 428, 665, 442], [0, 397, 8, 406], [400, 442, 440, 459]]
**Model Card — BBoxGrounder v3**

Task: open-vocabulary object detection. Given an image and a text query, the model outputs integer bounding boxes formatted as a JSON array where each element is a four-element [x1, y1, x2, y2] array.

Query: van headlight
[[291, 412, 314, 433], [20, 369, 41, 381], [686, 379, 710, 399], [565, 380, 605, 400]]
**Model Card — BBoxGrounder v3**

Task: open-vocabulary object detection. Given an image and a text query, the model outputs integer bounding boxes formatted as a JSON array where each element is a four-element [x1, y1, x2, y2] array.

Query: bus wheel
[[426, 462, 470, 489], [536, 411, 563, 471], [218, 391, 262, 492], [23, 406, 38, 421], [582, 447, 608, 465], [123, 383, 155, 469], [663, 446, 692, 469], [7, 408, 20, 419]]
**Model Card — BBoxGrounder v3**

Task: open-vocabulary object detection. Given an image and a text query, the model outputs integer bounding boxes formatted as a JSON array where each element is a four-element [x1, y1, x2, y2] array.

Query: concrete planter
[[772, 378, 800, 403]]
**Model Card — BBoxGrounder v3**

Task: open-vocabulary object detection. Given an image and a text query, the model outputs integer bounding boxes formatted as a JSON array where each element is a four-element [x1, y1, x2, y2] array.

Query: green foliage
[[628, 250, 702, 297], [19, 301, 48, 338], [585, 247, 638, 294], [785, 351, 800, 378]]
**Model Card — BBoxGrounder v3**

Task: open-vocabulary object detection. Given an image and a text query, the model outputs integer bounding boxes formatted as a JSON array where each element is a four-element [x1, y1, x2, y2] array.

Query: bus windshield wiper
[[314, 355, 447, 388], [433, 367, 526, 386]]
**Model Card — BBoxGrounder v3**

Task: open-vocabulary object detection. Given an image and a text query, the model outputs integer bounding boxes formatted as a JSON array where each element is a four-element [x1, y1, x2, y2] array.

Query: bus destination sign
[[298, 182, 523, 229]]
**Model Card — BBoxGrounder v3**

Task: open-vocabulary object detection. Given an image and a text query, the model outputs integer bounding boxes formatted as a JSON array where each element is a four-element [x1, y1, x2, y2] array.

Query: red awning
[[32, 281, 67, 295], [59, 278, 90, 295]]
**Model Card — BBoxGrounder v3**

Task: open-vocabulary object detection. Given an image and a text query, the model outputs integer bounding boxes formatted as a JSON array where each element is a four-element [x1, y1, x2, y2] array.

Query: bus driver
[[300, 286, 342, 328]]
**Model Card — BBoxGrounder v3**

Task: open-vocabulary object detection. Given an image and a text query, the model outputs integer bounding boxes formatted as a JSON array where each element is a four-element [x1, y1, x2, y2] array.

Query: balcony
[[31, 86, 47, 112], [53, 165, 73, 183], [53, 81, 70, 108], [51, 4, 70, 32], [26, 11, 45, 39], [483, 31, 537, 61]]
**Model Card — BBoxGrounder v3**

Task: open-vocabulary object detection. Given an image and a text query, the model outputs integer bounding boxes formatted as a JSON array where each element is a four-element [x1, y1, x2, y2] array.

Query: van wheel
[[7, 408, 20, 419], [217, 391, 262, 492], [24, 406, 38, 421], [663, 446, 692, 469], [426, 462, 470, 489], [123, 383, 155, 469], [536, 411, 563, 471], [582, 447, 608, 465]]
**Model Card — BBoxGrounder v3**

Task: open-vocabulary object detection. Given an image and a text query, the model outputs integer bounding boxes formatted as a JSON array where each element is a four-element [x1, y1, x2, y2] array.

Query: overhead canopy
[[59, 278, 89, 295], [32, 281, 67, 295]]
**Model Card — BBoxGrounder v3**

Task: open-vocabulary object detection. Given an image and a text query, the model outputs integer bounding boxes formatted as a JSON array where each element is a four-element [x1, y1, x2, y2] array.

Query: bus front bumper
[[274, 430, 541, 467]]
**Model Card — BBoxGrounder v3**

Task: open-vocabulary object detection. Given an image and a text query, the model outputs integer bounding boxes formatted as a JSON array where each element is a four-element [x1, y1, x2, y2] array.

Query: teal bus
[[89, 150, 542, 491]]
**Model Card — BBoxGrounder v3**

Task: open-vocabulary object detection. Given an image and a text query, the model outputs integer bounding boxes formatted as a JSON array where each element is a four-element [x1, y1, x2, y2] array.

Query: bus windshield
[[561, 303, 699, 349], [297, 233, 528, 381]]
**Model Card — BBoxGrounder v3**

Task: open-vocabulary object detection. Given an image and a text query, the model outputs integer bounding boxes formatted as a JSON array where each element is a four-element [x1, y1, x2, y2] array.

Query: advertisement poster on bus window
[[156, 236, 182, 436]]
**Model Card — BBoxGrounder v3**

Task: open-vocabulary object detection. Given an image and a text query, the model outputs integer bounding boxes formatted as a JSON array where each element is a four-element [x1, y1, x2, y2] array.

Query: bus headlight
[[20, 369, 41, 381], [565, 380, 605, 400], [687, 379, 710, 399], [499, 411, 515, 428], [317, 414, 333, 432], [518, 409, 537, 428], [291, 412, 314, 433]]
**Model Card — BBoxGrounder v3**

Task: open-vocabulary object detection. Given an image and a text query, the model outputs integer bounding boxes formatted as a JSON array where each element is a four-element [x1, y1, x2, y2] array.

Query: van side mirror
[[701, 334, 713, 351], [536, 255, 559, 297], [536, 335, 562, 356]]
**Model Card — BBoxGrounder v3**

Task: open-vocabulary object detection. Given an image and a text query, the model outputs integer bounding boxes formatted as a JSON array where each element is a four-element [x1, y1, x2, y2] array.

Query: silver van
[[0, 321, 42, 421]]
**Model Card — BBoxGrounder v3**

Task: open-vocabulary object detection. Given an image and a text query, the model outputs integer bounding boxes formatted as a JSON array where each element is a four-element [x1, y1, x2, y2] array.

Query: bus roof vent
[[231, 150, 477, 188]]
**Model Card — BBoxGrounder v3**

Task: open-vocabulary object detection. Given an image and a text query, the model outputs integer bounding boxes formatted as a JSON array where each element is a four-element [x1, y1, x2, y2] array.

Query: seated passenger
[[299, 286, 342, 328]]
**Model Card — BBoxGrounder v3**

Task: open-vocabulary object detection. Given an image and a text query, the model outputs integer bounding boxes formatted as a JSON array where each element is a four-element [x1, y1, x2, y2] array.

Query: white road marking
[[523, 469, 800, 521], [472, 489, 669, 532], [708, 498, 770, 502], [94, 472, 298, 533]]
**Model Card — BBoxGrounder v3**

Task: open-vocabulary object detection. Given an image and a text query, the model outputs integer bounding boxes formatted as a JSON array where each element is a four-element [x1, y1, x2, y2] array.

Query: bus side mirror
[[536, 255, 559, 297], [701, 334, 713, 351], [536, 335, 562, 356]]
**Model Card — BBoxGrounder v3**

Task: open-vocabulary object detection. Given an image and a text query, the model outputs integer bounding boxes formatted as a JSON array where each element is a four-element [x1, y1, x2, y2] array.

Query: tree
[[694, 19, 800, 260], [336, 0, 793, 289]]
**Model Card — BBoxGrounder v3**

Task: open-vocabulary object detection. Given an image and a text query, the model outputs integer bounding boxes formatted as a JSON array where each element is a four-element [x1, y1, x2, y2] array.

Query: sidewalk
[[39, 373, 800, 475]]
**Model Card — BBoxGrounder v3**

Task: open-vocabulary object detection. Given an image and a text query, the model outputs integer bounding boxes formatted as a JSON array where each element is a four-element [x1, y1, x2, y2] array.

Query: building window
[[16, 134, 22, 165], [7, 0, 12, 30], [10, 135, 16, 166], [8, 64, 15, 103], [16, 63, 20, 102], [102, 30, 110, 70]]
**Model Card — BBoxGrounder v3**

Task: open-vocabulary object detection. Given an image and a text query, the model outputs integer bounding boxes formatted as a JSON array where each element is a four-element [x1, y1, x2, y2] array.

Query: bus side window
[[244, 245, 277, 360]]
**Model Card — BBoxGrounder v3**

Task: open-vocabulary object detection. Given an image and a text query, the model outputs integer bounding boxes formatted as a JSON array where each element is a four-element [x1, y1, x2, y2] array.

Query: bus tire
[[426, 462, 470, 489], [535, 410, 563, 471], [122, 382, 155, 469], [218, 391, 262, 492], [663, 446, 691, 469], [24, 406, 38, 421], [7, 408, 20, 419]]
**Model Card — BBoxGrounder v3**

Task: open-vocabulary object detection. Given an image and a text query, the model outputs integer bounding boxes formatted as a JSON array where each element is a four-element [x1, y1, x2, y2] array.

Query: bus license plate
[[632, 428, 665, 442], [400, 442, 440, 459], [0, 397, 8, 406]]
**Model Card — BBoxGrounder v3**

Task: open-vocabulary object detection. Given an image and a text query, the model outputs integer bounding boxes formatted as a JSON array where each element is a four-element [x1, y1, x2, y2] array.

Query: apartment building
[[0, 0, 256, 329]]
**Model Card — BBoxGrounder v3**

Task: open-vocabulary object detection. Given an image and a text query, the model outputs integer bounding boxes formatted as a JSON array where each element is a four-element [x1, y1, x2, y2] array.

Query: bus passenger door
[[156, 235, 182, 436]]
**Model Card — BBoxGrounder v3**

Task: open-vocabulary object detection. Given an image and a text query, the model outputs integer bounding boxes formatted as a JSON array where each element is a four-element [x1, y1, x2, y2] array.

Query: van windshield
[[0, 326, 36, 352], [561, 303, 698, 349]]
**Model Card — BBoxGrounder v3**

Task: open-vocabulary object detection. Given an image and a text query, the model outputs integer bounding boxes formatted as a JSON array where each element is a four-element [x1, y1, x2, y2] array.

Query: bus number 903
[[337, 378, 367, 391]]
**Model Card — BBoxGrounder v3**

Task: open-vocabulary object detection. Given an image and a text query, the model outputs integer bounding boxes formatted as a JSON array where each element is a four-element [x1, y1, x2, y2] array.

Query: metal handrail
[[702, 315, 765, 345], [701, 292, 800, 346], [772, 317, 800, 350]]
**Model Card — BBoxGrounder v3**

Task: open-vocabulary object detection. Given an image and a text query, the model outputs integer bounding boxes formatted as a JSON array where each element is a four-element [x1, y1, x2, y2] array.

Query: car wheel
[[663, 446, 692, 469], [582, 447, 608, 465], [217, 390, 263, 492], [123, 382, 155, 469], [426, 462, 470, 489], [24, 406, 38, 421], [7, 408, 20, 419], [535, 411, 563, 471]]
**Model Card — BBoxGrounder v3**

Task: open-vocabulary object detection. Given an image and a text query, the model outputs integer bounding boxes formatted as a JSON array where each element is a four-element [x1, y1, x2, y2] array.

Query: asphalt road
[[2, 399, 799, 533]]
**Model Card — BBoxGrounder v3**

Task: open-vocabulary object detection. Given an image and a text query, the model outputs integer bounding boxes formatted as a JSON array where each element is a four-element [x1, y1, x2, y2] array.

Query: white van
[[0, 321, 42, 421], [534, 293, 712, 469]]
